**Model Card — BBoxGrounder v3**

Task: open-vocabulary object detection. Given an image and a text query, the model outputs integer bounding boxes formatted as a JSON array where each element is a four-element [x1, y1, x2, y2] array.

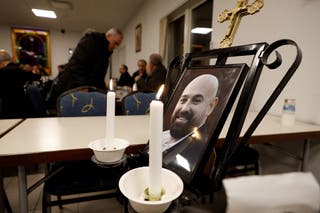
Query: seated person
[[132, 59, 147, 82], [136, 54, 167, 92], [0, 50, 41, 118], [44, 64, 66, 104], [117, 64, 134, 87]]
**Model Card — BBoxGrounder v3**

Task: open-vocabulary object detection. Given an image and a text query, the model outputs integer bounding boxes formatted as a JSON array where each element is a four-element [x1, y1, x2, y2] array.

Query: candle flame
[[156, 84, 164, 100], [109, 79, 113, 91]]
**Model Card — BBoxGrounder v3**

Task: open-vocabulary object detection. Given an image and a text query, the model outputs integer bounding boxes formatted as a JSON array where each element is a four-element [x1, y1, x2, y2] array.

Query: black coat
[[136, 64, 167, 92], [0, 63, 41, 118], [163, 125, 209, 183], [118, 71, 134, 87], [54, 32, 112, 95]]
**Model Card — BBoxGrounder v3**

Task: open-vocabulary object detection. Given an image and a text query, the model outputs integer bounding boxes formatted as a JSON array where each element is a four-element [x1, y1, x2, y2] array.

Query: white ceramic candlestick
[[149, 85, 164, 198], [106, 80, 115, 145]]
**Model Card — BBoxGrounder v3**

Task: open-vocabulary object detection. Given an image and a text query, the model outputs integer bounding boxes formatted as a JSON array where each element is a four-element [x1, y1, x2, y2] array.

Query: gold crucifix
[[218, 0, 264, 48]]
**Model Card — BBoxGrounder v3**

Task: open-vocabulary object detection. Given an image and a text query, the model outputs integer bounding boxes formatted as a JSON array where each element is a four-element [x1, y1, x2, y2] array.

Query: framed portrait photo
[[11, 27, 51, 75], [135, 24, 142, 52], [161, 64, 249, 183]]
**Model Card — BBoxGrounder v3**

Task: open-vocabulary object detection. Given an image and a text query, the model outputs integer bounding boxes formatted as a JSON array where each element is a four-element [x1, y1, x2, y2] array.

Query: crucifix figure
[[218, 0, 264, 48]]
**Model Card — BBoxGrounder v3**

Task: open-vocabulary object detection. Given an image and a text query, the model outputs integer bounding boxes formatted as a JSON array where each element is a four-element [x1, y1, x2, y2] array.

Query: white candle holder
[[119, 166, 183, 213], [88, 138, 129, 163]]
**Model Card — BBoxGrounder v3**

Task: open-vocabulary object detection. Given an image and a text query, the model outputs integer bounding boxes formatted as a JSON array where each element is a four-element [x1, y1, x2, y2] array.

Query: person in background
[[136, 53, 167, 92], [44, 64, 66, 104], [117, 64, 134, 87], [49, 28, 123, 106], [0, 50, 41, 118], [132, 59, 147, 82]]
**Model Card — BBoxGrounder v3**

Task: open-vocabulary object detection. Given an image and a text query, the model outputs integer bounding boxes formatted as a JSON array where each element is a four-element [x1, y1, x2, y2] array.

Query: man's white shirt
[[162, 130, 193, 152]]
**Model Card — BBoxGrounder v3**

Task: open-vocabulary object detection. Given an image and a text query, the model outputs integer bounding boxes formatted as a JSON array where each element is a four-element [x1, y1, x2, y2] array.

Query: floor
[[3, 171, 123, 213], [3, 140, 320, 213]]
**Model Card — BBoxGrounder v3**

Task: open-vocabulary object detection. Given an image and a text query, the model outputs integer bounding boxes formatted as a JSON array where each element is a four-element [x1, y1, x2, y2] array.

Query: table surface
[[221, 112, 320, 143], [0, 119, 23, 136], [0, 115, 149, 166], [1, 112, 320, 166]]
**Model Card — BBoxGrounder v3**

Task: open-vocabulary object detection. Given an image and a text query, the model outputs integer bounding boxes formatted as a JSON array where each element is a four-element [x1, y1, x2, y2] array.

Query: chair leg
[[255, 162, 259, 175], [57, 195, 63, 209], [2, 188, 12, 213], [42, 190, 50, 213], [124, 197, 129, 213]]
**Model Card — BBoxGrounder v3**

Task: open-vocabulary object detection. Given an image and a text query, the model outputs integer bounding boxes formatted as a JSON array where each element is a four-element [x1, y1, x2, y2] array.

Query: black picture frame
[[135, 24, 142, 52], [161, 64, 249, 183]]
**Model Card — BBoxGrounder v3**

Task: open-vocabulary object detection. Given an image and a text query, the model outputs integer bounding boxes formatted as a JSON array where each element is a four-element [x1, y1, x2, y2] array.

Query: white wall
[[2, 0, 319, 124], [212, 0, 320, 124], [0, 27, 12, 53], [0, 25, 81, 78], [49, 30, 82, 78], [112, 0, 188, 79], [116, 0, 320, 125]]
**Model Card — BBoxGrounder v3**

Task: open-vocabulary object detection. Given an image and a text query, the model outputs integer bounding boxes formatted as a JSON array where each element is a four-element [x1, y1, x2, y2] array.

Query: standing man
[[136, 53, 167, 92], [49, 28, 123, 106]]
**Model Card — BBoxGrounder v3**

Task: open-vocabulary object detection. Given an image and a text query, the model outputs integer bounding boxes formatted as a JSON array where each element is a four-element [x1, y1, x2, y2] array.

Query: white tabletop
[[1, 112, 320, 166], [220, 112, 320, 143], [0, 119, 23, 136], [0, 115, 149, 157]]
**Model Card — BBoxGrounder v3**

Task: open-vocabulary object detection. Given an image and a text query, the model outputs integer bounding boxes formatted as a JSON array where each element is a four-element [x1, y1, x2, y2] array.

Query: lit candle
[[106, 80, 115, 145], [149, 85, 164, 198]]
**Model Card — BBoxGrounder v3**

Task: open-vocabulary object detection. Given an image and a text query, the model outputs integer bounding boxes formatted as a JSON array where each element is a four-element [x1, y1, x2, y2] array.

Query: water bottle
[[281, 98, 296, 126]]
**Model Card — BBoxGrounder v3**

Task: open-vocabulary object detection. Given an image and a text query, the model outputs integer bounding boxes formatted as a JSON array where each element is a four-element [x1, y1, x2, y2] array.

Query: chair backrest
[[57, 86, 106, 117], [25, 83, 46, 117], [122, 92, 156, 115]]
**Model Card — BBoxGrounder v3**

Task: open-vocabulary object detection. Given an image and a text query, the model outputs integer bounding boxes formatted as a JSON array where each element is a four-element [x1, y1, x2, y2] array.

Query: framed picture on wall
[[11, 27, 51, 75], [135, 24, 142, 52]]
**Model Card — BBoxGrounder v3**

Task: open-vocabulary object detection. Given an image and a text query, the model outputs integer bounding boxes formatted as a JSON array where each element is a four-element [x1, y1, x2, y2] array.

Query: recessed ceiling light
[[191, 27, 212, 34], [32, 9, 57, 19]]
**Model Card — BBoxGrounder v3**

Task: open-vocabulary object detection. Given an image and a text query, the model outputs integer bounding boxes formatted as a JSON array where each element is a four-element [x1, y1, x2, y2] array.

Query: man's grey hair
[[106, 28, 123, 36], [149, 53, 162, 66]]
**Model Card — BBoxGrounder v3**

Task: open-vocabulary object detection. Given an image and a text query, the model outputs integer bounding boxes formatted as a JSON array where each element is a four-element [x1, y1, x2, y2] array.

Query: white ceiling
[[0, 0, 146, 32]]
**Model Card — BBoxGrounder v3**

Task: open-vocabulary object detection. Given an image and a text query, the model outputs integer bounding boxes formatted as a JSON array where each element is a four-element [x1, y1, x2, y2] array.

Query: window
[[191, 1, 213, 54], [164, 0, 213, 66]]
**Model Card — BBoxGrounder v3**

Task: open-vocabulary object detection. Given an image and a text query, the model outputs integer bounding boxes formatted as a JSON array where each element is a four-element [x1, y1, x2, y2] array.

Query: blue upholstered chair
[[56, 86, 106, 117], [42, 86, 124, 212], [122, 92, 156, 115]]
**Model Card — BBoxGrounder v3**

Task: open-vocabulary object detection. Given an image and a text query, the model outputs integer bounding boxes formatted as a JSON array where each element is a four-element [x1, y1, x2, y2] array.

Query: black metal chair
[[42, 86, 126, 212], [217, 145, 259, 177]]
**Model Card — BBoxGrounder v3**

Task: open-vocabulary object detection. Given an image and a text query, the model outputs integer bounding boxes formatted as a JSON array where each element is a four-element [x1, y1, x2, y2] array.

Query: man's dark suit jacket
[[163, 125, 209, 183], [118, 71, 134, 87], [136, 64, 167, 92]]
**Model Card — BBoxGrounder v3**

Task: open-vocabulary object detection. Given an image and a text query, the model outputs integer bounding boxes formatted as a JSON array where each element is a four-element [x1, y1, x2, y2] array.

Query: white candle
[[106, 80, 115, 145], [149, 85, 164, 198]]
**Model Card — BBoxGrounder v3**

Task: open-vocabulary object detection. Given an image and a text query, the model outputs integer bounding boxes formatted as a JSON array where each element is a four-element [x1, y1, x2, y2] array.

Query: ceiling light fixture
[[32, 9, 57, 19], [191, 27, 212, 34]]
